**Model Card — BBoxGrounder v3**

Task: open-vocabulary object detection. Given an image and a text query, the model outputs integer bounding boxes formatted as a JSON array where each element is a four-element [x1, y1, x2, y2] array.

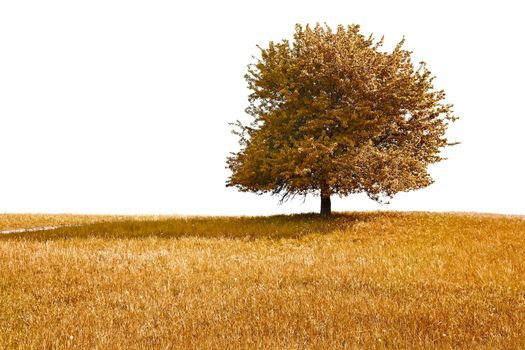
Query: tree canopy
[[227, 24, 457, 215]]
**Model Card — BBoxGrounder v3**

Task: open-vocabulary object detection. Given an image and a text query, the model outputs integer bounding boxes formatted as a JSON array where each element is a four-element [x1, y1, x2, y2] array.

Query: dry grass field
[[0, 214, 173, 232], [1, 212, 524, 349]]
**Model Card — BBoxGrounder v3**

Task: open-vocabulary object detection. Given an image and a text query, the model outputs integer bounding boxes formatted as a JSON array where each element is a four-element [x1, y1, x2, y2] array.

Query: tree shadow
[[0, 212, 377, 242]]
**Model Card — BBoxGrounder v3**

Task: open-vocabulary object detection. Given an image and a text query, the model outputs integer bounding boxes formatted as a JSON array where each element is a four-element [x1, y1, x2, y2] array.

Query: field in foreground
[[1, 212, 524, 349]]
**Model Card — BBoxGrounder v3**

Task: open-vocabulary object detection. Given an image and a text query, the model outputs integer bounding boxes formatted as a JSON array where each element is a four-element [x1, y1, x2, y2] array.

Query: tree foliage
[[227, 24, 457, 212]]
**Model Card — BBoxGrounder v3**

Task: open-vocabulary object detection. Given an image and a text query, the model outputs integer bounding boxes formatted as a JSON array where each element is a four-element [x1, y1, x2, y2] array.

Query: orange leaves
[[227, 23, 457, 204]]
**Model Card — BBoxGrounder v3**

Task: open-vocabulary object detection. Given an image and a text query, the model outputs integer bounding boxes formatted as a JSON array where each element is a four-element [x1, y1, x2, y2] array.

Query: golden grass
[[0, 213, 175, 231], [1, 212, 524, 349]]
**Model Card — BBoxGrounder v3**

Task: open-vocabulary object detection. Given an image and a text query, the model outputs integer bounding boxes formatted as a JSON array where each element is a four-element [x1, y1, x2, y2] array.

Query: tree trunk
[[320, 196, 331, 216], [320, 186, 331, 216]]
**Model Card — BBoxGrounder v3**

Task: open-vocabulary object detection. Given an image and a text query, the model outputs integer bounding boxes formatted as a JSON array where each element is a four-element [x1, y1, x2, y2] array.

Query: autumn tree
[[227, 24, 457, 215]]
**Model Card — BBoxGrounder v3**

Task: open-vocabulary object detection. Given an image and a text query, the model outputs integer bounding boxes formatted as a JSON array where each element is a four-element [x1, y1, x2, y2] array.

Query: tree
[[227, 24, 457, 215]]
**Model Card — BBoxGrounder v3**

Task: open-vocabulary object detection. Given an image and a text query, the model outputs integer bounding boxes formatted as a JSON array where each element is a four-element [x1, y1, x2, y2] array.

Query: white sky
[[1, 0, 524, 215]]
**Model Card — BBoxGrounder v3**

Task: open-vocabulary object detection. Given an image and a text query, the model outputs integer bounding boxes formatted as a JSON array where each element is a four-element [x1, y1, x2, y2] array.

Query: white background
[[1, 0, 523, 215]]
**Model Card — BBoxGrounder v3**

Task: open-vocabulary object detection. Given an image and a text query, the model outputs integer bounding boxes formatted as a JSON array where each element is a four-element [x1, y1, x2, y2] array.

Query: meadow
[[1, 212, 524, 349]]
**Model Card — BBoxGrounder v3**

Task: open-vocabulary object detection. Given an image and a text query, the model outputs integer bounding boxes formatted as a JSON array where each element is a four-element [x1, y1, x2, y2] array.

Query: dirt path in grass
[[0, 226, 65, 235]]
